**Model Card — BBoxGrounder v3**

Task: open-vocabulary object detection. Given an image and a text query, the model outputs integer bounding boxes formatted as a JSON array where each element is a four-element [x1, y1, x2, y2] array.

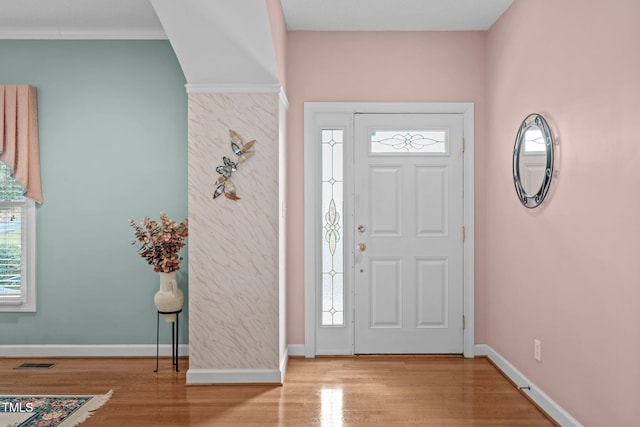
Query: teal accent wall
[[0, 41, 189, 344]]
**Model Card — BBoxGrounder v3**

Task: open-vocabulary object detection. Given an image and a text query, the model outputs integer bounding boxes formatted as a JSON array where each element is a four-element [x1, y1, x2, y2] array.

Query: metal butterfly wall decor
[[213, 129, 256, 201]]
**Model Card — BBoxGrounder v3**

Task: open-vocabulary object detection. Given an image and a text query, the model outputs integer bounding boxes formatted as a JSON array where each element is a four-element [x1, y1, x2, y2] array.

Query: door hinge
[[462, 315, 466, 330], [462, 226, 466, 242], [462, 137, 465, 153]]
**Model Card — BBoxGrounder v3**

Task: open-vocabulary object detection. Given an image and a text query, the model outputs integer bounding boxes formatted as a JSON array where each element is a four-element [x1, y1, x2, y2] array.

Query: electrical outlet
[[534, 339, 542, 362]]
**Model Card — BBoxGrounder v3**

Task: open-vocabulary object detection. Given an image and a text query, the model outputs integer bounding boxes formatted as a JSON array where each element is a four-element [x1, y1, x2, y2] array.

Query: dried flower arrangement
[[129, 213, 189, 273]]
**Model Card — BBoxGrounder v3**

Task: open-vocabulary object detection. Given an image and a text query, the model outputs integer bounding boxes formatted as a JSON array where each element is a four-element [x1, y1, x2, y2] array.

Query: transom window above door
[[370, 129, 448, 154]]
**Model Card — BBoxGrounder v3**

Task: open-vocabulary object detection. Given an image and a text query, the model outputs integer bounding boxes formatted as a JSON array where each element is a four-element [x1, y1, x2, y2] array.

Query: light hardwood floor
[[0, 356, 555, 426]]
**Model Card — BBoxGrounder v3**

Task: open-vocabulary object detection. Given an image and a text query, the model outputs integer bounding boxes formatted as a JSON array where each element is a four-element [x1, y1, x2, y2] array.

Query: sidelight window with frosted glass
[[321, 129, 344, 326]]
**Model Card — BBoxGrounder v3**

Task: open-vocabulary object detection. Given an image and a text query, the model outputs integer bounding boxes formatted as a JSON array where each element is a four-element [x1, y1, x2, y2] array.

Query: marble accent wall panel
[[188, 92, 280, 371]]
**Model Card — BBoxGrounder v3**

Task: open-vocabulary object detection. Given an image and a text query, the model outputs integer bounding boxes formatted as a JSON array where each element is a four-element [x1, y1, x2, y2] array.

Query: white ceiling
[[0, 0, 514, 39]]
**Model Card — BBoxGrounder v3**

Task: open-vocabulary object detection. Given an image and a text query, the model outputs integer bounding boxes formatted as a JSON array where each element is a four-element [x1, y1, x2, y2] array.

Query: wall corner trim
[[279, 88, 289, 110], [475, 344, 583, 427]]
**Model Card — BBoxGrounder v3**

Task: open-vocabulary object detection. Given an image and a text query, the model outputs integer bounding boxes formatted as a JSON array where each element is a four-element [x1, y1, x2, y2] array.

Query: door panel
[[370, 258, 402, 327], [354, 113, 463, 354], [369, 167, 401, 236], [415, 166, 447, 236], [416, 258, 447, 327]]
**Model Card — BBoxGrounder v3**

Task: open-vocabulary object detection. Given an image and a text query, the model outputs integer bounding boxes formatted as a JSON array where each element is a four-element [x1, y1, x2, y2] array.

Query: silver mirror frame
[[513, 113, 554, 208]]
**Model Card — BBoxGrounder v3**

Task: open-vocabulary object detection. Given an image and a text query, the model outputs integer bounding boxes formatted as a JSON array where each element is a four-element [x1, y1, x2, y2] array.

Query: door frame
[[303, 102, 475, 358]]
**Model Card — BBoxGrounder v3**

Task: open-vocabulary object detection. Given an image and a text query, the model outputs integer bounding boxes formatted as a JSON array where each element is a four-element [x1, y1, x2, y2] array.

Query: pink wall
[[281, 1, 639, 423], [285, 31, 489, 344], [486, 1, 640, 425]]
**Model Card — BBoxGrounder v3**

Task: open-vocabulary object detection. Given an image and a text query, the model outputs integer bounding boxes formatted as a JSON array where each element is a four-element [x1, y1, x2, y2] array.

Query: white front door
[[353, 113, 464, 354]]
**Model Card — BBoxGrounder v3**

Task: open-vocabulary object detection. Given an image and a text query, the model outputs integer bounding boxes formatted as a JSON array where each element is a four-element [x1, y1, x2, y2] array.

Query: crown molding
[[0, 28, 167, 40], [185, 84, 288, 109], [185, 83, 282, 94]]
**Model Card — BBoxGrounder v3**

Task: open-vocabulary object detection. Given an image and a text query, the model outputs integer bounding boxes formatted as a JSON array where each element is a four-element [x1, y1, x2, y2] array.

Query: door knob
[[357, 243, 366, 252], [357, 225, 366, 233]]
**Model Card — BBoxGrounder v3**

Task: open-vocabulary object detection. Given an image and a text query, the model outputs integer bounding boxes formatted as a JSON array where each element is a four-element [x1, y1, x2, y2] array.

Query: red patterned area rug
[[0, 391, 112, 427]]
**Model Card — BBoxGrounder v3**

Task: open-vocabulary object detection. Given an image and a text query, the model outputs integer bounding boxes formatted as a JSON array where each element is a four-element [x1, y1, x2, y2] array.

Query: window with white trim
[[0, 162, 36, 312]]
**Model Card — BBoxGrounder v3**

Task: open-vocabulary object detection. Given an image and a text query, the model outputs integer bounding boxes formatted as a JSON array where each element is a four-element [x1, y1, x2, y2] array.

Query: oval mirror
[[513, 113, 554, 208]]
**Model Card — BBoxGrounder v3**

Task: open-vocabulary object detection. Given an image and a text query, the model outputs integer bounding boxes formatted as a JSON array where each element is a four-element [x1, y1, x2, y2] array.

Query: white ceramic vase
[[154, 271, 184, 322]]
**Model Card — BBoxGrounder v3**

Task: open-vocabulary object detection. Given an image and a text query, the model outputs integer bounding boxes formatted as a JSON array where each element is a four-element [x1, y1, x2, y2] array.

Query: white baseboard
[[0, 344, 189, 358], [186, 368, 283, 384], [287, 344, 305, 357], [186, 347, 288, 385], [475, 344, 582, 427]]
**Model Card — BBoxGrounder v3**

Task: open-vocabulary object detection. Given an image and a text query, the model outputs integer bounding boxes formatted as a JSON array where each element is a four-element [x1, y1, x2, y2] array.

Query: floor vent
[[15, 363, 56, 369]]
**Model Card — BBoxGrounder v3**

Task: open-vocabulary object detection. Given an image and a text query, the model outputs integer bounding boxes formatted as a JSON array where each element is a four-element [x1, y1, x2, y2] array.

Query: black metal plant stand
[[155, 309, 182, 373]]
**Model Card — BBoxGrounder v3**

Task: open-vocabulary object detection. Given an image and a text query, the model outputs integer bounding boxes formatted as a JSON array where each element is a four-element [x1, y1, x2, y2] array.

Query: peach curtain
[[0, 85, 42, 204]]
